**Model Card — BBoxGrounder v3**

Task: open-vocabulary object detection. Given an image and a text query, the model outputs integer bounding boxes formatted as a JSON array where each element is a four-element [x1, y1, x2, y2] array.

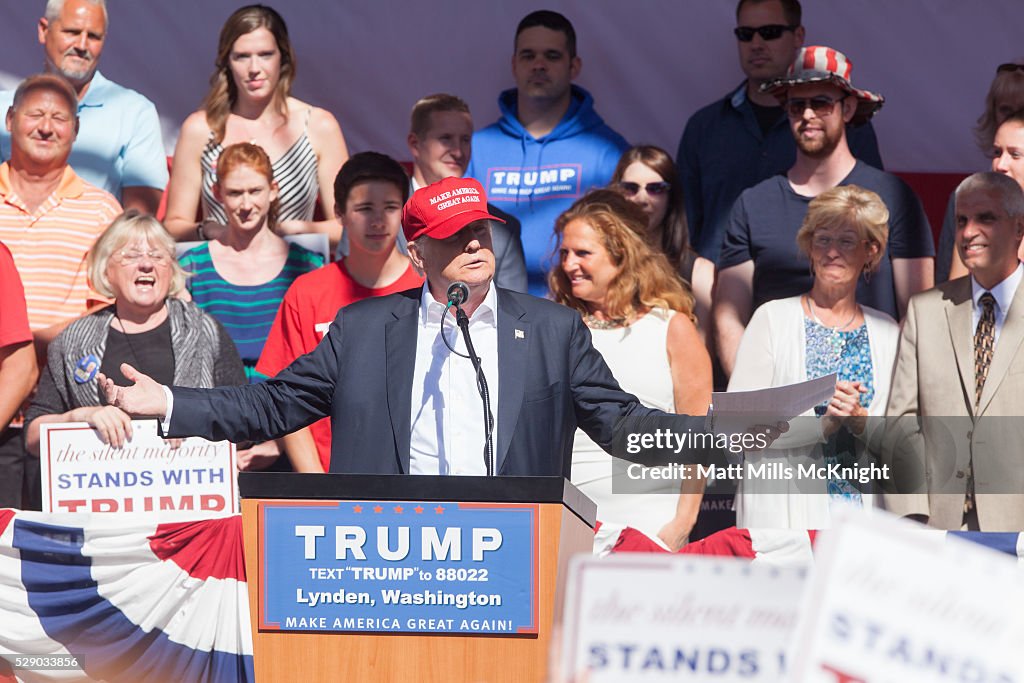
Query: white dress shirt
[[971, 262, 1023, 345], [409, 283, 500, 475]]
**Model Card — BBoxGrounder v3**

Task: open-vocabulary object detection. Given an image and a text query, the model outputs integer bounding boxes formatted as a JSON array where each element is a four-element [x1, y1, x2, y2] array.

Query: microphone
[[438, 280, 494, 475], [447, 281, 469, 308]]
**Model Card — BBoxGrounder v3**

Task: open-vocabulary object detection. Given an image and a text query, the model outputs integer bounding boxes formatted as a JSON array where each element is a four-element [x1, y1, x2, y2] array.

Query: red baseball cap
[[402, 177, 505, 242]]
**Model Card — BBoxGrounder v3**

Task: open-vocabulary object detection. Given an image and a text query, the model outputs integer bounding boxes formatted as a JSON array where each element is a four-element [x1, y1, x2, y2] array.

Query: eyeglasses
[[785, 96, 844, 119], [997, 63, 1024, 74], [811, 235, 866, 253], [115, 248, 170, 265], [617, 181, 671, 196], [733, 24, 798, 42]]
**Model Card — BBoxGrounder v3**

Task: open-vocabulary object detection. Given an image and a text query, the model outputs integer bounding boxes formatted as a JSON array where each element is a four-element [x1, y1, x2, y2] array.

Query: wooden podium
[[239, 473, 596, 682]]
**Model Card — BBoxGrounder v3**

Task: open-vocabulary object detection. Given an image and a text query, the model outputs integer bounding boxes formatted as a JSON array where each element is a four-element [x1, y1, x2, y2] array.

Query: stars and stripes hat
[[761, 45, 884, 125]]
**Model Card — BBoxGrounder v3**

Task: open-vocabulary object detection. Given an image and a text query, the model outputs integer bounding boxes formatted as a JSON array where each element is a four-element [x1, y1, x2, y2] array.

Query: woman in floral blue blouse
[[727, 185, 900, 529]]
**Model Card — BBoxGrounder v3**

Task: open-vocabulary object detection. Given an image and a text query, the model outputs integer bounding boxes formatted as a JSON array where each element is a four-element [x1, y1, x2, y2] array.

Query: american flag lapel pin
[[515, 329, 525, 340]]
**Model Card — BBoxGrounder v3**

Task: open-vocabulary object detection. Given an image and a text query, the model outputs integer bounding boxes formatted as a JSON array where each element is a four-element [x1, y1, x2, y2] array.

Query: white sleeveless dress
[[570, 308, 681, 549]]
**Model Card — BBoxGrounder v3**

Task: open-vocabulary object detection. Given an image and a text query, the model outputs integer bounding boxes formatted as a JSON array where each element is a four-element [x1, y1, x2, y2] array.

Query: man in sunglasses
[[677, 0, 883, 265], [713, 45, 934, 377]]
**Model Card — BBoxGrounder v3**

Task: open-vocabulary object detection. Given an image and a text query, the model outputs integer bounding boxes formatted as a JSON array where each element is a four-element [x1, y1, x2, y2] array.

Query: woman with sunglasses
[[728, 185, 898, 529], [25, 211, 245, 455], [939, 62, 1024, 282], [611, 146, 715, 343], [551, 189, 711, 551]]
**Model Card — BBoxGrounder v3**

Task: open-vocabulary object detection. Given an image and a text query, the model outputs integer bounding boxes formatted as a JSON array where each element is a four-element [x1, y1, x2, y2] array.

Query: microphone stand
[[454, 306, 495, 476]]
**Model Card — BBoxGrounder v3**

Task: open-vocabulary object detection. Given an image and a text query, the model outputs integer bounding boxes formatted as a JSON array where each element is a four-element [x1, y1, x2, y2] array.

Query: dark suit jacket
[[168, 287, 680, 476], [487, 204, 528, 293]]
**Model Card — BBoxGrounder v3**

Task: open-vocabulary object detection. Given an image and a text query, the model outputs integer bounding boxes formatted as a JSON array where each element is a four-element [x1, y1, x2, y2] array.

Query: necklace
[[113, 311, 144, 375], [583, 313, 628, 329], [231, 111, 286, 146], [805, 295, 857, 332], [805, 295, 858, 364]]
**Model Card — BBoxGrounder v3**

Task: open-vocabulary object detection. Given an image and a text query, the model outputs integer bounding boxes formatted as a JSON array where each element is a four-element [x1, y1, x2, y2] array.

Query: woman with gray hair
[[25, 210, 244, 453], [727, 185, 900, 529]]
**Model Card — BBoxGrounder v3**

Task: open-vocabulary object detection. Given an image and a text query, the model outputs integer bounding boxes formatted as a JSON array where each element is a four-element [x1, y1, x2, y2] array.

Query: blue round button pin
[[73, 354, 101, 384]]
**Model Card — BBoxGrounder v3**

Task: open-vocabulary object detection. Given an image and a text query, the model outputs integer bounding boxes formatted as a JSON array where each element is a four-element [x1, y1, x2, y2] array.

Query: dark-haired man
[[256, 152, 423, 473], [467, 10, 628, 296], [677, 0, 882, 264], [408, 93, 527, 292]]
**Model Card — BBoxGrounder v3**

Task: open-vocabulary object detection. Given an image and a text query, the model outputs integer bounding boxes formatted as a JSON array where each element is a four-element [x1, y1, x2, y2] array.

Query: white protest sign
[[560, 554, 806, 681], [39, 420, 237, 514], [787, 512, 1024, 682]]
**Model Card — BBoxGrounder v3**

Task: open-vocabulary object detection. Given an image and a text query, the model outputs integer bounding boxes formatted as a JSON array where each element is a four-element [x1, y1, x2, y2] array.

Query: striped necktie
[[974, 292, 996, 408]]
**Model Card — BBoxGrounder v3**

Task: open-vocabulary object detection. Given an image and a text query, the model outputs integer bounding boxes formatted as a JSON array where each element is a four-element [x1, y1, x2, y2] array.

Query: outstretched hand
[[745, 421, 790, 452], [97, 363, 169, 419]]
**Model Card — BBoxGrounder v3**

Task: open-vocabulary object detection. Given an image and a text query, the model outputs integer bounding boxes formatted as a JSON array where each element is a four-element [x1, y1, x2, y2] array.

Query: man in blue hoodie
[[467, 10, 629, 296]]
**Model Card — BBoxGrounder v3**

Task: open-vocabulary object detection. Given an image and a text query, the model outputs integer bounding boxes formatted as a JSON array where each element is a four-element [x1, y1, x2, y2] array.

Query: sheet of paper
[[705, 374, 836, 433]]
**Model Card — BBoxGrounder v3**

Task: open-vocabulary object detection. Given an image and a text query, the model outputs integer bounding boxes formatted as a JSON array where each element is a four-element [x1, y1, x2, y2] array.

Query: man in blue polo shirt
[[677, 0, 882, 264], [0, 0, 167, 214]]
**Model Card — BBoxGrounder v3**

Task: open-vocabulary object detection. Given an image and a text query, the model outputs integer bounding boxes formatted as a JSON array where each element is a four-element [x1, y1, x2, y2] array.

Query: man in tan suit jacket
[[885, 172, 1024, 530]]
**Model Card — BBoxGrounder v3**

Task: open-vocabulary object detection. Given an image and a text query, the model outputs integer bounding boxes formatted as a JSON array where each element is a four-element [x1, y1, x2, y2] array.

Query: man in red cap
[[97, 177, 688, 477], [713, 45, 935, 377]]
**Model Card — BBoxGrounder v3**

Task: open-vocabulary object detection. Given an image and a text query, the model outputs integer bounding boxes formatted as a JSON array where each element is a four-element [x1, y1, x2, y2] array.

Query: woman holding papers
[[25, 212, 245, 456], [728, 185, 899, 529], [551, 189, 712, 551]]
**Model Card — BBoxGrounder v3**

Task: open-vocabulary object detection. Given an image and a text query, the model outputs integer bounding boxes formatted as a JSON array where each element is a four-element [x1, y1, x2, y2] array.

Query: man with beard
[[0, 0, 167, 214], [713, 46, 934, 376], [677, 0, 882, 264]]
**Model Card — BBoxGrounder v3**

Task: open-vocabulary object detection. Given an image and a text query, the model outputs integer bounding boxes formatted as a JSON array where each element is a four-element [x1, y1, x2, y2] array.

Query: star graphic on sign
[[393, 505, 404, 514], [434, 505, 445, 514], [352, 505, 363, 513], [373, 505, 383, 513], [414, 506, 424, 514]]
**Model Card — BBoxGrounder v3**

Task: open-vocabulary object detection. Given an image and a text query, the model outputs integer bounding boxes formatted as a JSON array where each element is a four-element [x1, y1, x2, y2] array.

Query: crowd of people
[[3, 0, 1024, 545]]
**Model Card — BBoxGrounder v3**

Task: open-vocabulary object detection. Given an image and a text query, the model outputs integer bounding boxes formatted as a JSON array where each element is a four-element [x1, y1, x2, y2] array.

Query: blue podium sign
[[257, 501, 538, 635]]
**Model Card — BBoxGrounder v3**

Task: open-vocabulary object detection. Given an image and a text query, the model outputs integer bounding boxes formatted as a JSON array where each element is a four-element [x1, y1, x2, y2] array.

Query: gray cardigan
[[26, 298, 245, 422]]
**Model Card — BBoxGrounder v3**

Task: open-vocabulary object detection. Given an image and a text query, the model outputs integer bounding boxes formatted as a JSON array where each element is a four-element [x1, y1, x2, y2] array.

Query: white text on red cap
[[430, 186, 483, 211]]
